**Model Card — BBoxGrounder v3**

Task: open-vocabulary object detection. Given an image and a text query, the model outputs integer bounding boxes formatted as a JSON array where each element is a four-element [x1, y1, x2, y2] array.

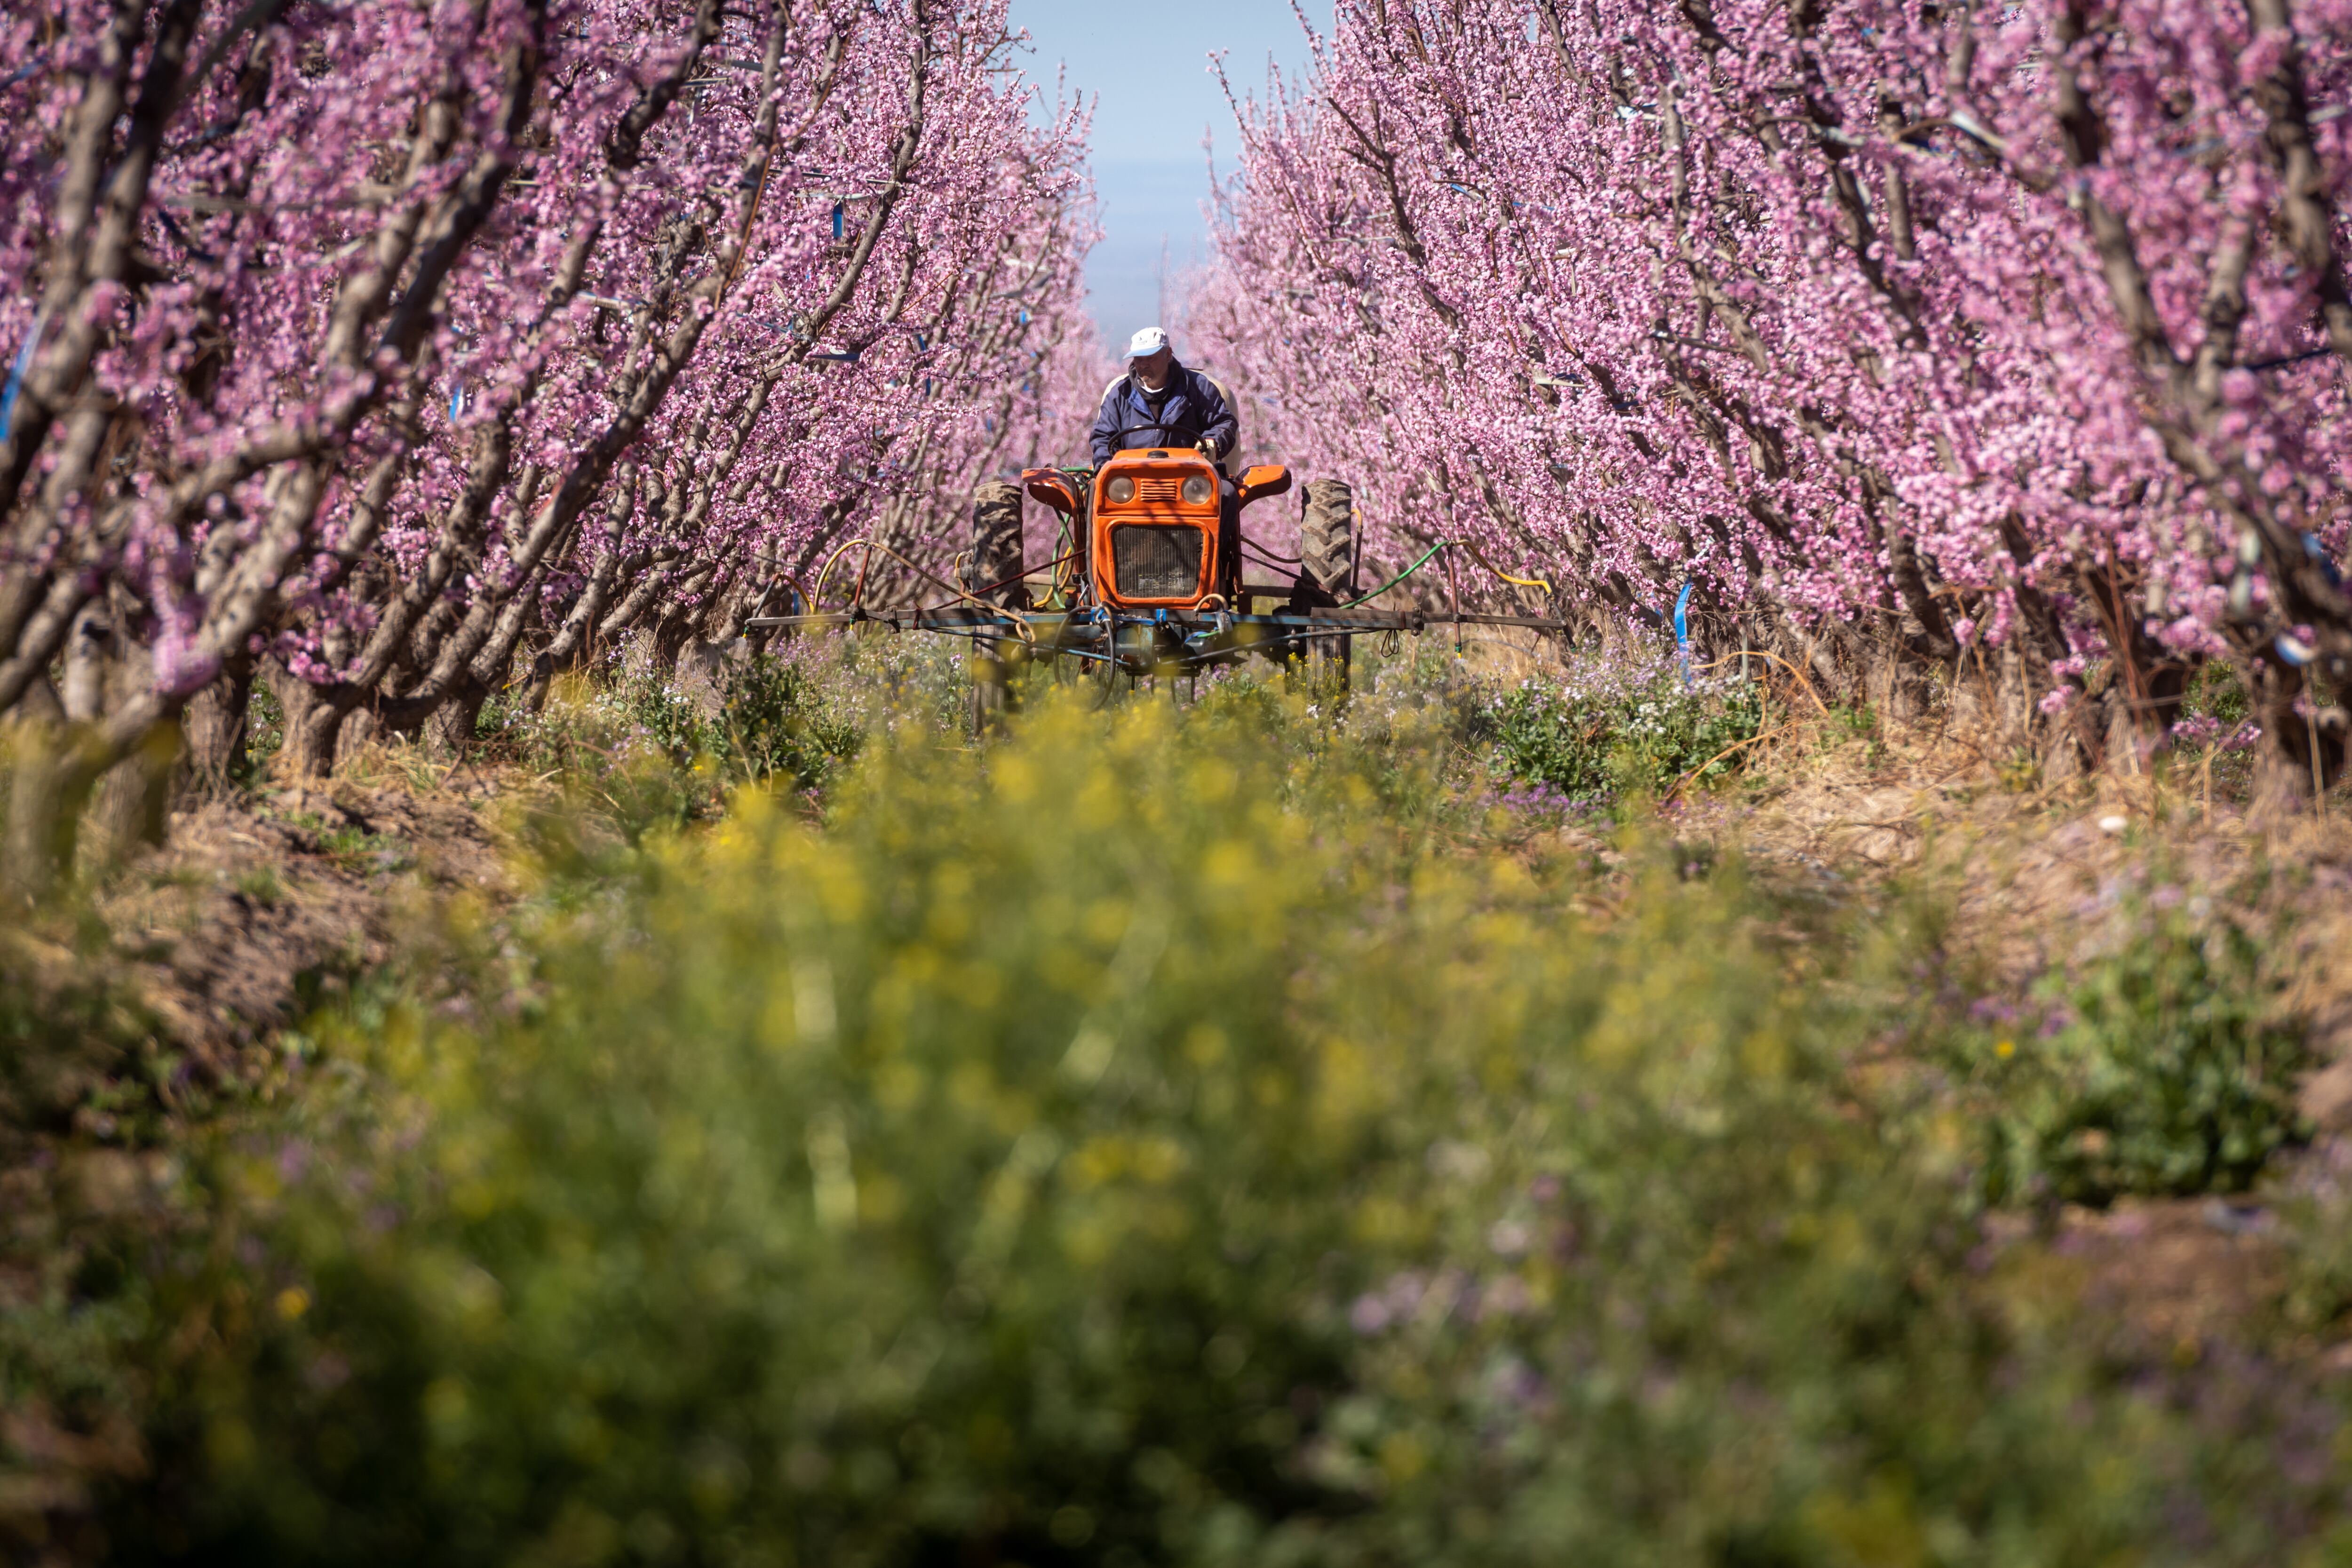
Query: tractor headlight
[[1106, 476, 1136, 503], [1182, 474, 1213, 505]]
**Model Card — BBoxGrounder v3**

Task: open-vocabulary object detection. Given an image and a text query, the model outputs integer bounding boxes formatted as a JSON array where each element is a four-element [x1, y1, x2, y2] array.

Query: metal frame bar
[[739, 603, 1570, 681], [742, 607, 1569, 636]]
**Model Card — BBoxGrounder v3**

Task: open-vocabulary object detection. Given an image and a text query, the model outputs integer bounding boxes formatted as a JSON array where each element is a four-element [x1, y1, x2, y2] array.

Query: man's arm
[[1089, 381, 1125, 466], [1192, 374, 1238, 460]]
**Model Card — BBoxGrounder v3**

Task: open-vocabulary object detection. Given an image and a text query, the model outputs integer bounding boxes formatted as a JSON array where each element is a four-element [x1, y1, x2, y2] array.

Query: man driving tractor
[[840, 323, 1370, 733], [1090, 326, 1237, 466], [1093, 327, 1244, 589]]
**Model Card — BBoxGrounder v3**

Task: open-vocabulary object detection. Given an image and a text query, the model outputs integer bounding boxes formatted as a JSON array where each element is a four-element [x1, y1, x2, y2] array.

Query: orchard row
[[0, 0, 1100, 878], [1188, 0, 2352, 788]]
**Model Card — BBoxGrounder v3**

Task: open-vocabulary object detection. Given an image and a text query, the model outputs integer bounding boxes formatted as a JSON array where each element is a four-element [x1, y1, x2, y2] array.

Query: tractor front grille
[[1110, 525, 1205, 601]]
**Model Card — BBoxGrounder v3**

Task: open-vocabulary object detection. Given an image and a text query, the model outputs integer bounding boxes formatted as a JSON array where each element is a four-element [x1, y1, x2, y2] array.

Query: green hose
[[1335, 541, 1450, 608]]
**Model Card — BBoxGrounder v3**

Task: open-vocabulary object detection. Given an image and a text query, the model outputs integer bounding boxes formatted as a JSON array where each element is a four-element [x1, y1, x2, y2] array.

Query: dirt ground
[[3, 751, 517, 1146], [109, 780, 508, 1063]]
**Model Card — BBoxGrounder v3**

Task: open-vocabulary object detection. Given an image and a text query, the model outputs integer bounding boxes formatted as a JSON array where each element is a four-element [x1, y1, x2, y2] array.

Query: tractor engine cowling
[[1090, 449, 1222, 609]]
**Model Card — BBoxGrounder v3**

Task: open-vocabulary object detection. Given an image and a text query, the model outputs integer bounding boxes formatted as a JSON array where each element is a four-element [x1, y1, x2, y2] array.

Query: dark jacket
[[1089, 361, 1237, 466]]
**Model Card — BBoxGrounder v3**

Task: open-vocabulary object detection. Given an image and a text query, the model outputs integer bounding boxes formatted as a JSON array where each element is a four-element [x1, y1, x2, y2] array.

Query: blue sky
[[1006, 0, 1327, 357]]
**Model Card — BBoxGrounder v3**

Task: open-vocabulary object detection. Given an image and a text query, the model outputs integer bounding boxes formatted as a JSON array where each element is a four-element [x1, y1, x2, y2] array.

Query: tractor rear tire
[[969, 480, 1024, 734], [970, 480, 1025, 605], [1300, 479, 1356, 598], [1298, 479, 1355, 694]]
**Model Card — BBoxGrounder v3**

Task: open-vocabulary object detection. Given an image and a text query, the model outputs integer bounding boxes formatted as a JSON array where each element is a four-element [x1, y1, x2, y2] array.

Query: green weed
[[234, 866, 283, 908], [1936, 904, 2307, 1206], [319, 825, 409, 874], [709, 654, 865, 792], [1996, 746, 2042, 794], [241, 677, 285, 783], [485, 640, 874, 844], [1482, 659, 1762, 804]]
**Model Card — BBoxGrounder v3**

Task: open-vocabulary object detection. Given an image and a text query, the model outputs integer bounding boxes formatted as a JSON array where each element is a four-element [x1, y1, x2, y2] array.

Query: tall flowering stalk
[[1188, 0, 2352, 788]]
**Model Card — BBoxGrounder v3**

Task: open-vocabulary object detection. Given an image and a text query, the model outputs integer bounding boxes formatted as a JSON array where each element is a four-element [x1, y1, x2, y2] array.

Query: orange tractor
[[975, 446, 1361, 695], [749, 443, 1561, 725]]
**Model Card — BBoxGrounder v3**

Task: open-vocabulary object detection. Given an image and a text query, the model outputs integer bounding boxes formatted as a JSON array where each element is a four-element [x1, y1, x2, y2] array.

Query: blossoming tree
[[0, 0, 1097, 883], [1188, 0, 2352, 791]]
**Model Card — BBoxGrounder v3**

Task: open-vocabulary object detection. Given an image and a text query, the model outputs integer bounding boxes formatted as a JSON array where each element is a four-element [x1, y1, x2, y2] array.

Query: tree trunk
[[267, 661, 351, 780], [2246, 656, 2346, 814], [84, 722, 180, 869], [1993, 643, 2039, 744], [61, 602, 111, 723], [4, 740, 73, 905], [288, 694, 352, 778], [181, 656, 255, 799], [428, 679, 488, 758], [1866, 610, 1939, 726], [13, 672, 66, 728]]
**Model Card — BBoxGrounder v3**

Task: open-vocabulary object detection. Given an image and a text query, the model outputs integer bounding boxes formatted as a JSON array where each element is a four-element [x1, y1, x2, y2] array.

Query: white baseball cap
[[1124, 326, 1170, 360]]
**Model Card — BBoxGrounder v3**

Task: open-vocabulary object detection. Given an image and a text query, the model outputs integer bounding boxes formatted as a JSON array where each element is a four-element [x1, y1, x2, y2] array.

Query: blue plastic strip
[[0, 311, 44, 445], [1673, 581, 1693, 685]]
